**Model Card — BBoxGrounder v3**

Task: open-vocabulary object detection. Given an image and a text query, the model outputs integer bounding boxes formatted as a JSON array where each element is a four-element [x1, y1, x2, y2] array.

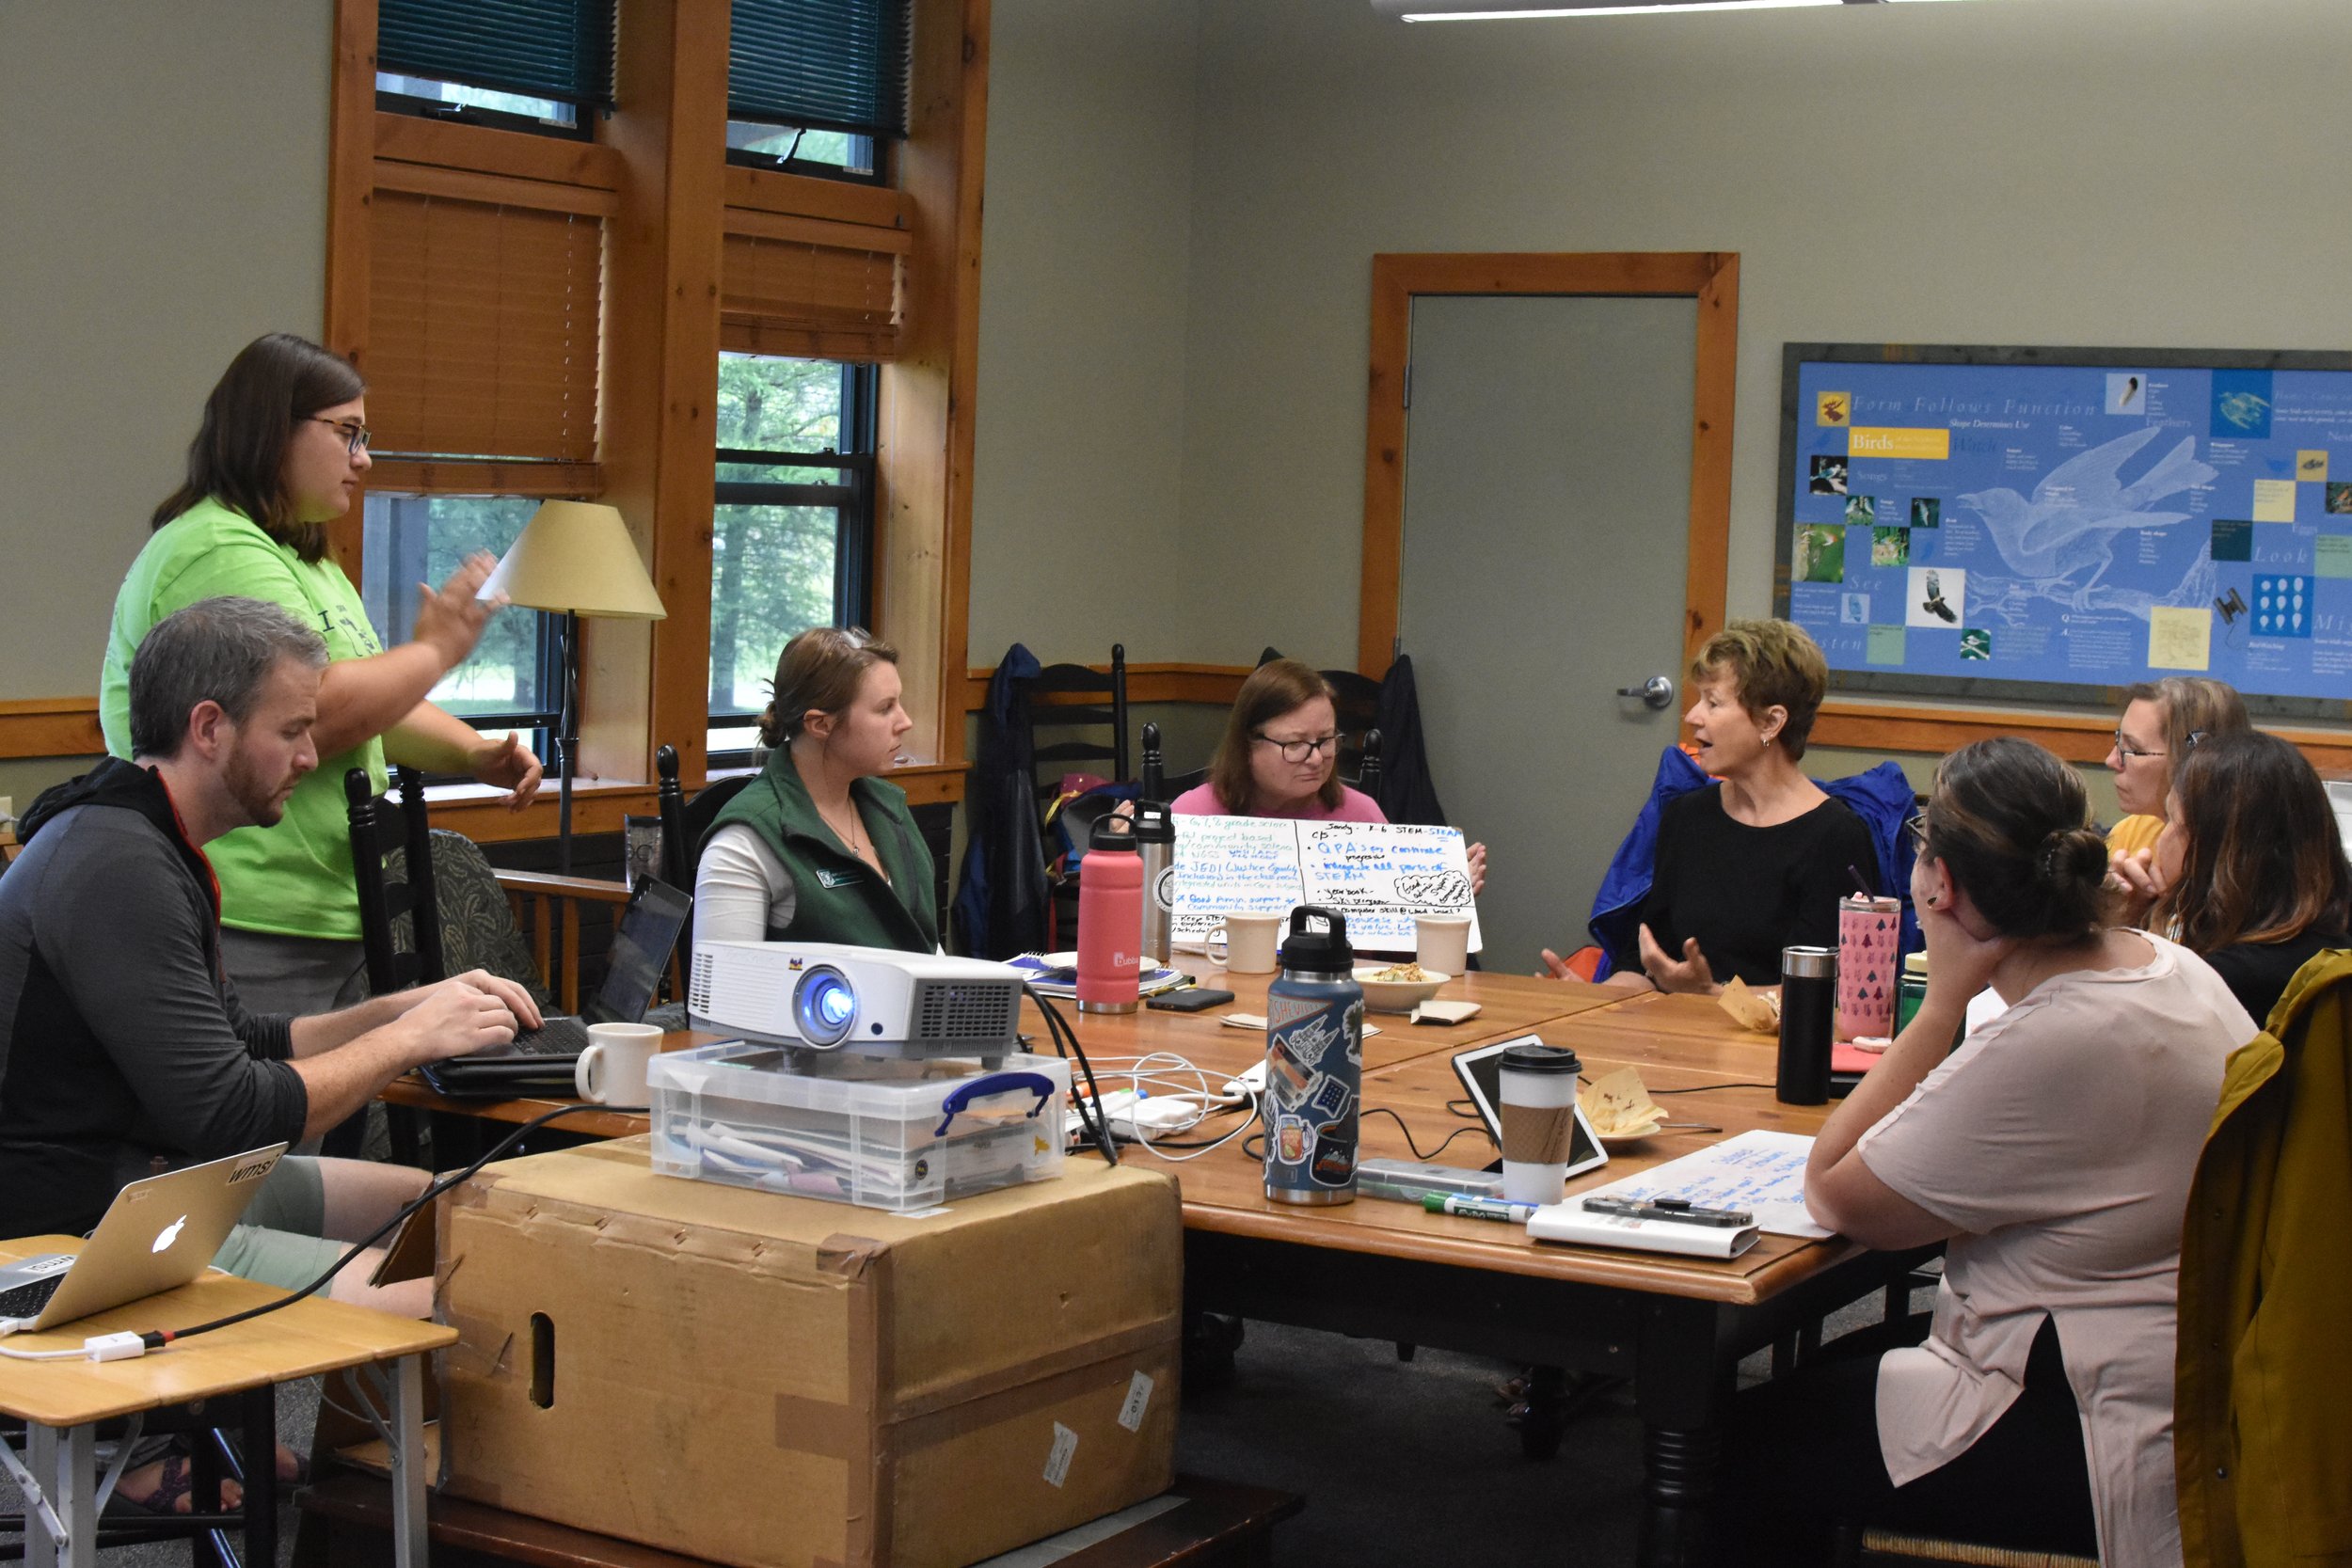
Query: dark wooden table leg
[[241, 1385, 279, 1568], [1635, 1296, 1731, 1568], [189, 1417, 230, 1568]]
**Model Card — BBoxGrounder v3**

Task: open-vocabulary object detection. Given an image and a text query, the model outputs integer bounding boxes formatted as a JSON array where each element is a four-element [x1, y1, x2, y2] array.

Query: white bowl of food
[[1353, 961, 1450, 1013]]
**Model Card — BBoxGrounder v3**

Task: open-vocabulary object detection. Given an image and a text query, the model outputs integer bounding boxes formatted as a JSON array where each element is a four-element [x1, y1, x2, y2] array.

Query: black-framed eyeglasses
[[2111, 731, 2164, 762], [1902, 812, 1930, 854], [307, 417, 372, 456], [1253, 732, 1341, 764]]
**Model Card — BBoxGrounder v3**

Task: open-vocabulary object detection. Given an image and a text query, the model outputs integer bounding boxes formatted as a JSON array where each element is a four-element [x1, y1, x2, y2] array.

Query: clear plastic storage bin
[[647, 1041, 1070, 1212]]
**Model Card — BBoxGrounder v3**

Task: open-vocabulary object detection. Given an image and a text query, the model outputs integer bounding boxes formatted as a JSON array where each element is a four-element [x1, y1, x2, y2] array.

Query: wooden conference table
[[383, 968, 1915, 1568]]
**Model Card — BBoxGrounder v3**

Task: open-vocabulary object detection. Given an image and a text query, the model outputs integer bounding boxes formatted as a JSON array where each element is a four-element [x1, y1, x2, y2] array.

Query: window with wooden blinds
[[369, 190, 603, 462], [720, 230, 901, 362]]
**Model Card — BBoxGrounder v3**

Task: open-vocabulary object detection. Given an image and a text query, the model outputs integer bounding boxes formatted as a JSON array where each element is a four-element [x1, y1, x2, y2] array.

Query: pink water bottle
[[1075, 816, 1143, 1013]]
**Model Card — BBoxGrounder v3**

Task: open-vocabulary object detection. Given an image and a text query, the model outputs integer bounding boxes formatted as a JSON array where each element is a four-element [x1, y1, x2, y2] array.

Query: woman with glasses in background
[[2102, 675, 2247, 913], [97, 333, 542, 1023], [1174, 658, 1487, 888], [2146, 729, 2352, 1026]]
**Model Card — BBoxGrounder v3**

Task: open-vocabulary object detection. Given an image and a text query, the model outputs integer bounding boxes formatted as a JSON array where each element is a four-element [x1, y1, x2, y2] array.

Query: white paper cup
[[1208, 913, 1285, 974], [1415, 914, 1472, 974], [1497, 1044, 1582, 1206], [575, 1022, 664, 1105]]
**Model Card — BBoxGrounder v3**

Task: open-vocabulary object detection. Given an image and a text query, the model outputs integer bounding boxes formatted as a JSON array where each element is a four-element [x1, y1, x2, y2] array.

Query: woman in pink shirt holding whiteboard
[[1172, 659, 1486, 888]]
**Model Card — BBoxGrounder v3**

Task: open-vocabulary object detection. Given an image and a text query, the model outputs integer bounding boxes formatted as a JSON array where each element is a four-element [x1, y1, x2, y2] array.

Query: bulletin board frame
[[1774, 341, 2352, 721]]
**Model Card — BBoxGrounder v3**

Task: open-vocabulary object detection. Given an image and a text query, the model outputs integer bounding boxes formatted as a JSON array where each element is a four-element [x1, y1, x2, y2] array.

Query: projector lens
[[793, 967, 857, 1047]]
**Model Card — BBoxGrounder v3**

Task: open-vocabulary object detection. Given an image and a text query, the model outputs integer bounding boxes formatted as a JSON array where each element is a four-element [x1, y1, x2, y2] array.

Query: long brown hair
[[1923, 737, 2110, 942], [1206, 659, 1340, 816], [151, 333, 364, 563], [758, 626, 898, 749], [2152, 731, 2352, 953]]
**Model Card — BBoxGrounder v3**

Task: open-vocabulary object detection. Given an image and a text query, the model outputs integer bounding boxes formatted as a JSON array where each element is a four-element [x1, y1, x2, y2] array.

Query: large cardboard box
[[437, 1138, 1181, 1568]]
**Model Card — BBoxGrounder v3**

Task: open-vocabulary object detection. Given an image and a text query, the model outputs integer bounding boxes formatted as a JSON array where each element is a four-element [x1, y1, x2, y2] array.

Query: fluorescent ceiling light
[[1377, 0, 1915, 19]]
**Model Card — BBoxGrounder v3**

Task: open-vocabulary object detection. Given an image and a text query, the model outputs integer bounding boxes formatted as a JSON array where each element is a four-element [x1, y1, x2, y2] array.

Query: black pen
[[1580, 1195, 1753, 1227]]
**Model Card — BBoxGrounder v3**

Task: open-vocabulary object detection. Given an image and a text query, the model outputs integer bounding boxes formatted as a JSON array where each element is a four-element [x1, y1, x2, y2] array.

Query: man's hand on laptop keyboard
[[447, 969, 544, 1033], [398, 974, 535, 1061]]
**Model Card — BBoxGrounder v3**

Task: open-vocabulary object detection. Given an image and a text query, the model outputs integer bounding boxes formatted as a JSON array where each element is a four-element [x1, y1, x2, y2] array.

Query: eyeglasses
[[2184, 729, 2210, 751], [307, 417, 372, 456], [2111, 732, 2164, 762], [1901, 812, 1930, 854], [1253, 732, 1341, 764]]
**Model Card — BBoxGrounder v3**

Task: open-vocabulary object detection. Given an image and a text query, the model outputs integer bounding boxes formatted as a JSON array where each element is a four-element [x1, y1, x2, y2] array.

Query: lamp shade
[[482, 500, 668, 619]]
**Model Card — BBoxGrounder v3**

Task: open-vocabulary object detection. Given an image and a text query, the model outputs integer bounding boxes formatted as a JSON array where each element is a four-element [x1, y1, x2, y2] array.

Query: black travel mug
[[1776, 945, 1836, 1105]]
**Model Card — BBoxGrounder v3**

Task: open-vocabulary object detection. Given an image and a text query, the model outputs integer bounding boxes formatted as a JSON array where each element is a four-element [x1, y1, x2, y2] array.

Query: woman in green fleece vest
[[697, 626, 938, 952]]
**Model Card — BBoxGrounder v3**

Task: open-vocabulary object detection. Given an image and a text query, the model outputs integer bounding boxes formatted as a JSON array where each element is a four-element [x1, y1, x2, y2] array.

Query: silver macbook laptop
[[0, 1144, 288, 1335]]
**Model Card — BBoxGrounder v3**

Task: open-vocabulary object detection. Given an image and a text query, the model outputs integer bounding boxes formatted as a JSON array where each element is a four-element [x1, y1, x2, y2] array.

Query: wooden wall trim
[[365, 459, 602, 497], [373, 111, 626, 189], [1683, 254, 1739, 669], [1359, 251, 1737, 679], [723, 164, 911, 230], [721, 206, 914, 254], [24, 683, 2352, 774], [956, 662, 1257, 714], [874, 0, 990, 771], [322, 0, 377, 585], [371, 158, 620, 216], [0, 699, 104, 760]]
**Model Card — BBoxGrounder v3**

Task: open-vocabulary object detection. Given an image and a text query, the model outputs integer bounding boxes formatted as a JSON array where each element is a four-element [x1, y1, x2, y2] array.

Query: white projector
[[688, 942, 1025, 1060]]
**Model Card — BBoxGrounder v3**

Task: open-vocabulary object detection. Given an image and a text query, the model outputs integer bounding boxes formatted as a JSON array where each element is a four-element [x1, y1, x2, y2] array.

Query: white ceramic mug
[[1208, 913, 1285, 975], [575, 1022, 664, 1105], [1415, 913, 1472, 974]]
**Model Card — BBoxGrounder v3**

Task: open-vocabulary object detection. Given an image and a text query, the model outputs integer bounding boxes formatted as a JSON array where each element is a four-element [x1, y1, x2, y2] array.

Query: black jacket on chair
[[952, 644, 1052, 959], [1372, 654, 1448, 827]]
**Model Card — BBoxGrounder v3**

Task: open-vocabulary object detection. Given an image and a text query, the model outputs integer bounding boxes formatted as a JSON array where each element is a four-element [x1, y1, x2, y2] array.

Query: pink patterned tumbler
[[1836, 895, 1901, 1041]]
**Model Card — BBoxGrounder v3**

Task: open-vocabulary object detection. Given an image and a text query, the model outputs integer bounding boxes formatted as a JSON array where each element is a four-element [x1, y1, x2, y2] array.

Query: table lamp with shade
[[480, 500, 666, 874]]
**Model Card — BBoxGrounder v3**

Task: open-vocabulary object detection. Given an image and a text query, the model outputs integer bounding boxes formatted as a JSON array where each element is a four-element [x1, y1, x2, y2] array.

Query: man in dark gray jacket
[[0, 596, 539, 1318]]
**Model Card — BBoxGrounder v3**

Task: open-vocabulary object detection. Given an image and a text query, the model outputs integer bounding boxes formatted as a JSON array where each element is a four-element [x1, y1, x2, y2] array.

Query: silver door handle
[[1616, 675, 1675, 710]]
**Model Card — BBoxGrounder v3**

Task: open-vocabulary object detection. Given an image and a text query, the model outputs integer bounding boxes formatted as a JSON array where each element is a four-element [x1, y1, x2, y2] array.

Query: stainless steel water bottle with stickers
[[1263, 906, 1363, 1205]]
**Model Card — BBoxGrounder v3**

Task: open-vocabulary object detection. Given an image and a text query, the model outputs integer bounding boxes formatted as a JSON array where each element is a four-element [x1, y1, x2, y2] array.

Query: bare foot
[[115, 1453, 244, 1513]]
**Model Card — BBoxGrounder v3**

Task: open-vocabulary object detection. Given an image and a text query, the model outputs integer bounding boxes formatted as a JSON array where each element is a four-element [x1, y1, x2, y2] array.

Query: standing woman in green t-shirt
[[99, 333, 543, 1022]]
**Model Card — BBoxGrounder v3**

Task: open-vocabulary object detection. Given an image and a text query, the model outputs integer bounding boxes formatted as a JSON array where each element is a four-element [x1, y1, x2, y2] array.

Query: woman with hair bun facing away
[[1731, 737, 2250, 1568], [694, 626, 937, 951]]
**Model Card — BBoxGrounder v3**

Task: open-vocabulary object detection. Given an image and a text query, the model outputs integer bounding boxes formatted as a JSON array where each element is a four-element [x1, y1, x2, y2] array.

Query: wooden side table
[[0, 1237, 453, 1568]]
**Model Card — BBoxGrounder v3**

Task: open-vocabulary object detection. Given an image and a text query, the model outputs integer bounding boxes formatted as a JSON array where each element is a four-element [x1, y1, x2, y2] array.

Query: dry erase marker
[[1422, 1194, 1539, 1224]]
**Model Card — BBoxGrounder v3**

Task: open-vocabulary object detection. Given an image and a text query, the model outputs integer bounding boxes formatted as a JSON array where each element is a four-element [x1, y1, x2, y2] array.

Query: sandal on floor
[[103, 1453, 241, 1519]]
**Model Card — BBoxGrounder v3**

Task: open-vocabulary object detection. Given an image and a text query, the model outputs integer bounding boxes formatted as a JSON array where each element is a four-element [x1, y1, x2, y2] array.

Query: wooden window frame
[[320, 0, 983, 842]]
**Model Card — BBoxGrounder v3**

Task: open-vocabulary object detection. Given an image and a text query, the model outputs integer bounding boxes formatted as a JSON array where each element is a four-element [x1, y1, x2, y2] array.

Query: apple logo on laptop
[[151, 1216, 187, 1254]]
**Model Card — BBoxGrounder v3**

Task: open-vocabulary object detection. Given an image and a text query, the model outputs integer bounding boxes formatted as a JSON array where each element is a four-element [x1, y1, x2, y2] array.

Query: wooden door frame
[[1359, 251, 1740, 679]]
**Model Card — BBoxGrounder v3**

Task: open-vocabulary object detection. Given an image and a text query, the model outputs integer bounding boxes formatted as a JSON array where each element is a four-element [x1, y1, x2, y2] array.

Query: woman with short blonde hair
[[1548, 617, 1874, 991]]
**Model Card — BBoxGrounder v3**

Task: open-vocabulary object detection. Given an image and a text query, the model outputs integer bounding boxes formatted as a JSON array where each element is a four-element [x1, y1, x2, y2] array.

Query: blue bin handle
[[935, 1071, 1058, 1136]]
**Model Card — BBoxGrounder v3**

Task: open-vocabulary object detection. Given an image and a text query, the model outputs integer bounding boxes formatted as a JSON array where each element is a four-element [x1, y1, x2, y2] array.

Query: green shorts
[[208, 1155, 346, 1293]]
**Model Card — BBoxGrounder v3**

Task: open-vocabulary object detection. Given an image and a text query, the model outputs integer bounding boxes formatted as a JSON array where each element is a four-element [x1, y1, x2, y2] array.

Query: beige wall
[[966, 0, 1201, 669], [977, 0, 2352, 691], [0, 0, 331, 800]]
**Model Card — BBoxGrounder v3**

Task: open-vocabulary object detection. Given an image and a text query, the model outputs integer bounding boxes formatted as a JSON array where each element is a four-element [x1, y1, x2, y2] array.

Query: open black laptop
[[419, 877, 691, 1098]]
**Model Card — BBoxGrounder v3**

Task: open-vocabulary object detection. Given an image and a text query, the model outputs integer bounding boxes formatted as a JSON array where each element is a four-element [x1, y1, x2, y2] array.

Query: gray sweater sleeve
[[34, 814, 309, 1155]]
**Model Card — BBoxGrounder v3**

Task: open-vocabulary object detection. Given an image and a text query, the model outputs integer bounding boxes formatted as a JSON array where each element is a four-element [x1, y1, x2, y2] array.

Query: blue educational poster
[[1777, 349, 2352, 715]]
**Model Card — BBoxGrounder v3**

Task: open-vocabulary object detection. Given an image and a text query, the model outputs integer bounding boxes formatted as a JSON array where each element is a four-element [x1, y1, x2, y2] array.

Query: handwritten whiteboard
[[1169, 816, 1483, 953]]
